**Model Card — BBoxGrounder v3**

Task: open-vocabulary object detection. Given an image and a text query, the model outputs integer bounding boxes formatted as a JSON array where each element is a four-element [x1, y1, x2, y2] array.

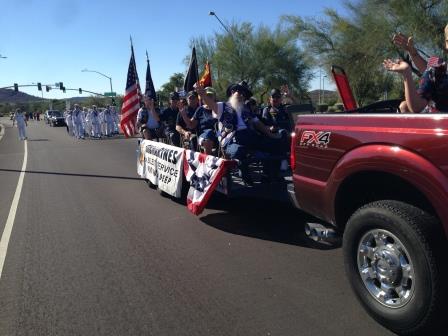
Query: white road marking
[[0, 139, 28, 279], [0, 123, 4, 142]]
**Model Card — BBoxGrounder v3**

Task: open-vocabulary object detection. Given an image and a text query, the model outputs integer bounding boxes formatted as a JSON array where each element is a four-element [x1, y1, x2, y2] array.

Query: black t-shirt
[[261, 104, 292, 132], [160, 107, 178, 132], [176, 105, 197, 131], [192, 106, 217, 134]]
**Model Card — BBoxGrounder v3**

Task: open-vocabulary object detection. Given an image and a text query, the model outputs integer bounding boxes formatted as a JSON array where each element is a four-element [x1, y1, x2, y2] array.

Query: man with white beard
[[197, 81, 284, 185]]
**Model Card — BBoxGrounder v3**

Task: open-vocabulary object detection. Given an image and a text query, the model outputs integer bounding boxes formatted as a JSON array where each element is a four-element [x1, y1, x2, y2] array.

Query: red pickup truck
[[288, 112, 448, 335]]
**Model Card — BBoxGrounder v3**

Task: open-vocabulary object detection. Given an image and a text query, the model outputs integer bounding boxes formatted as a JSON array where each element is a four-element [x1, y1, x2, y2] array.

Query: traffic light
[[62, 87, 66, 93], [79, 88, 82, 94], [46, 85, 50, 92], [37, 82, 42, 91], [59, 82, 63, 90], [111, 98, 116, 106], [14, 83, 18, 92]]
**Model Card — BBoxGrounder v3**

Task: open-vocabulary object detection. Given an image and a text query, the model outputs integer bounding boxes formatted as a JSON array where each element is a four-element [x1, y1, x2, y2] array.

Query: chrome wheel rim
[[357, 229, 415, 308]]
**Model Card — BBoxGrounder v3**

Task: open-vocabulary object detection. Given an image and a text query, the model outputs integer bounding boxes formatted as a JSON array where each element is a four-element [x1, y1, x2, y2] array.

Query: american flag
[[183, 150, 236, 215], [120, 44, 141, 137], [427, 56, 444, 68]]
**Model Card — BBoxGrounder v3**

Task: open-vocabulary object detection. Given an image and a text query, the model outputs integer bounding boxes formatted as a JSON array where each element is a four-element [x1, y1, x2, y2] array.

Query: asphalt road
[[0, 117, 394, 336]]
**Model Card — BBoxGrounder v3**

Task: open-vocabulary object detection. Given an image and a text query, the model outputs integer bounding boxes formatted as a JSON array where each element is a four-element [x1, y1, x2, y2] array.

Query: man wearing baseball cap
[[262, 88, 293, 133], [180, 87, 218, 154], [159, 92, 181, 146], [176, 90, 200, 148]]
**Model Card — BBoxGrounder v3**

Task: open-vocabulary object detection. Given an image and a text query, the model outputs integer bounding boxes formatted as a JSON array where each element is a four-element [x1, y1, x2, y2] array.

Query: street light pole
[[322, 75, 327, 104], [208, 11, 231, 35], [319, 69, 322, 105], [81, 68, 113, 94]]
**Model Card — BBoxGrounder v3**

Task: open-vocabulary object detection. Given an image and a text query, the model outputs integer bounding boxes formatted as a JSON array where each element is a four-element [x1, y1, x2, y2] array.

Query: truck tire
[[343, 200, 446, 335]]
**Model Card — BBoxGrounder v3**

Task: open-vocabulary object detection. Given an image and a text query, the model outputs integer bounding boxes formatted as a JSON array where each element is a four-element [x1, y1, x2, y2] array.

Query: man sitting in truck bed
[[262, 88, 293, 170], [196, 81, 285, 185], [262, 88, 293, 133]]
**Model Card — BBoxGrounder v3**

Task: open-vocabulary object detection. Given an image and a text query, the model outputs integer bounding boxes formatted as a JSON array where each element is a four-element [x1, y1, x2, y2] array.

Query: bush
[[317, 104, 328, 112], [335, 103, 344, 111]]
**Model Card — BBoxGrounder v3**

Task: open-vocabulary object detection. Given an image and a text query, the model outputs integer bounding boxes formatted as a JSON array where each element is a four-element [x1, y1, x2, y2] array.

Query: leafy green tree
[[283, 0, 448, 105], [189, 22, 312, 103], [158, 72, 185, 106]]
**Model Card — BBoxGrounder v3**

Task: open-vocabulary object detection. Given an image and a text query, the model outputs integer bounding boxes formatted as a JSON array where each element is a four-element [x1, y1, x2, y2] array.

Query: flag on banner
[[144, 50, 156, 99], [427, 56, 445, 68], [120, 41, 141, 137], [199, 61, 212, 87], [183, 47, 199, 92], [183, 150, 236, 215]]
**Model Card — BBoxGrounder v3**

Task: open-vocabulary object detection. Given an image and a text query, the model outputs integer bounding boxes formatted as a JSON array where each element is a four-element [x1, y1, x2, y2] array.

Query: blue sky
[[0, 0, 343, 100]]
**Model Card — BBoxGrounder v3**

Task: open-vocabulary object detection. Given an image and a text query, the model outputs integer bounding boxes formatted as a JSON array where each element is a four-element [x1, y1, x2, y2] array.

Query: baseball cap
[[205, 87, 216, 95], [187, 90, 198, 98], [169, 92, 180, 100], [270, 88, 282, 98]]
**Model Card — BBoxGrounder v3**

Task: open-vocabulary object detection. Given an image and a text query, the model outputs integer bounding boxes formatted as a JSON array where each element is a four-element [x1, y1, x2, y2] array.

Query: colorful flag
[[183, 47, 199, 92], [183, 150, 236, 215], [144, 50, 156, 99], [427, 56, 445, 68], [120, 42, 140, 137], [199, 61, 212, 87]]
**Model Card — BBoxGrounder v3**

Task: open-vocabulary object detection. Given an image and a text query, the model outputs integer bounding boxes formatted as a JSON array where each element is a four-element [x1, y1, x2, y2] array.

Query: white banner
[[138, 140, 184, 198], [137, 140, 146, 177]]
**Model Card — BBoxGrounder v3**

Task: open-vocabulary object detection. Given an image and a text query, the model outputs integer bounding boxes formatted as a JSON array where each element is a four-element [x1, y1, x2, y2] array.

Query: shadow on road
[[200, 195, 341, 250], [0, 168, 142, 181]]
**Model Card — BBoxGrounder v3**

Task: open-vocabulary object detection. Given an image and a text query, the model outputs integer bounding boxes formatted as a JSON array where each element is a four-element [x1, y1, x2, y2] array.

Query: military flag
[[144, 50, 156, 99], [183, 47, 199, 92], [199, 61, 212, 87]]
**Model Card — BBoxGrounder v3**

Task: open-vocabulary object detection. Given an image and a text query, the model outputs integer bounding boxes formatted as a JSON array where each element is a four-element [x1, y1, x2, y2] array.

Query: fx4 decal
[[299, 131, 331, 148]]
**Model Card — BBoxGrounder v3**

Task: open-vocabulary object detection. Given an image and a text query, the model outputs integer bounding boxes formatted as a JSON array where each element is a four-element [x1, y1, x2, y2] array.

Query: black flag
[[145, 50, 156, 99], [183, 47, 199, 92]]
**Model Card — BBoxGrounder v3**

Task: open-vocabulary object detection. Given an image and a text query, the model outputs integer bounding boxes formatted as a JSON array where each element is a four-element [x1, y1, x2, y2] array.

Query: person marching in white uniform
[[65, 109, 74, 136], [90, 105, 101, 138], [72, 104, 85, 139], [111, 106, 119, 134], [13, 108, 28, 140], [83, 107, 91, 138], [104, 106, 115, 137]]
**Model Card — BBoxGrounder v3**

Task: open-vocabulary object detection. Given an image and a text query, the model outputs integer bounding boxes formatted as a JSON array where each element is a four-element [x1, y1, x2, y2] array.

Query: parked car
[[48, 110, 65, 127]]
